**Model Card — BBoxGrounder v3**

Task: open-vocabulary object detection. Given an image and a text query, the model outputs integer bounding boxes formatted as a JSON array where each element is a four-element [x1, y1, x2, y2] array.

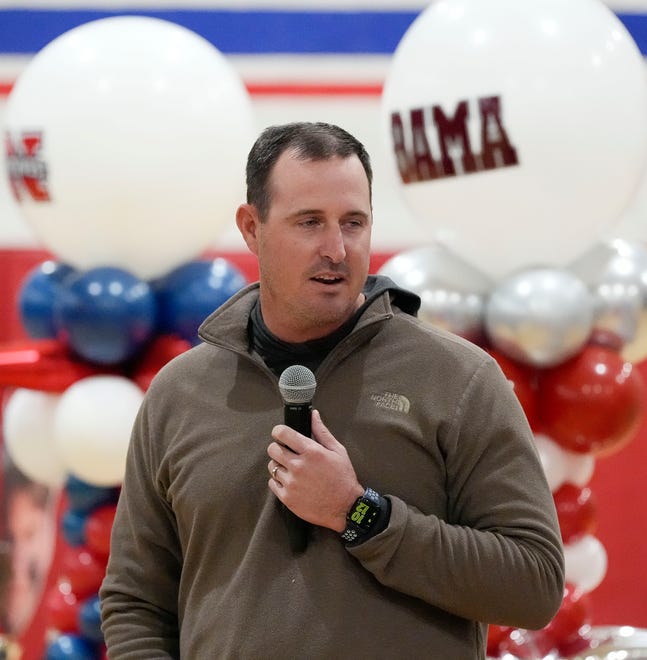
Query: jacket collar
[[197, 276, 419, 353]]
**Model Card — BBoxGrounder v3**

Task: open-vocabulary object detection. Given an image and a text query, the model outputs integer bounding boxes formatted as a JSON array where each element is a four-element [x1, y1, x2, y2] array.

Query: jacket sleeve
[[348, 357, 565, 629], [100, 395, 182, 659]]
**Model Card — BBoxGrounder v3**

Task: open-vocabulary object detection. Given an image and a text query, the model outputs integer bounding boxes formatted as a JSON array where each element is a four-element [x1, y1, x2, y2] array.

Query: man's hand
[[267, 409, 364, 532]]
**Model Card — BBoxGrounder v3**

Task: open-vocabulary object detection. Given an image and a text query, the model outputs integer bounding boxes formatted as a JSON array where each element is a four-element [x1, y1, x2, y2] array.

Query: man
[[100, 122, 564, 659]]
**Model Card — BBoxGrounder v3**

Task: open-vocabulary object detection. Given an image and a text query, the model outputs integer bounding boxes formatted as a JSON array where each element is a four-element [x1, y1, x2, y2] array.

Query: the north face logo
[[370, 391, 411, 414]]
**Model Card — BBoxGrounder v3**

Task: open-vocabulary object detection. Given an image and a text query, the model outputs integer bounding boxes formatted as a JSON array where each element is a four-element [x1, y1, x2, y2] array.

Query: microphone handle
[[282, 402, 312, 553], [284, 403, 312, 437]]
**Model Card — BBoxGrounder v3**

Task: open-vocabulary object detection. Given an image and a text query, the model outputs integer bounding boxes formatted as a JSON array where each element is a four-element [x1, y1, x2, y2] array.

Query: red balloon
[[486, 625, 513, 657], [44, 580, 80, 633], [553, 484, 597, 544], [60, 545, 108, 599], [542, 583, 592, 649], [538, 345, 645, 455], [0, 338, 101, 392], [131, 334, 191, 391], [85, 504, 117, 558], [488, 349, 539, 429], [556, 626, 595, 658], [588, 327, 624, 352]]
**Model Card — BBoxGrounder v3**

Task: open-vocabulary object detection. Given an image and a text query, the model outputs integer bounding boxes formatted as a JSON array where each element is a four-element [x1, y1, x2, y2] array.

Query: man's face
[[238, 150, 372, 342]]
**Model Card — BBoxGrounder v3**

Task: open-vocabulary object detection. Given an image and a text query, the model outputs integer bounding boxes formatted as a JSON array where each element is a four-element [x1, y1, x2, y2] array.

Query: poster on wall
[[0, 446, 59, 655]]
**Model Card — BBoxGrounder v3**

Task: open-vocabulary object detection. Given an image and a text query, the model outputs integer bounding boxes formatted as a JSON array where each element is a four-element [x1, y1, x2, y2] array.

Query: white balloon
[[382, 0, 647, 280], [563, 450, 596, 487], [53, 375, 144, 486], [4, 16, 255, 279], [533, 433, 569, 492], [2, 388, 66, 487], [564, 534, 608, 593]]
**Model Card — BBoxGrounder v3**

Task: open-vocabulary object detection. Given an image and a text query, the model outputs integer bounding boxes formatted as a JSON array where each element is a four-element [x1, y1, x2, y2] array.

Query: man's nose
[[320, 225, 346, 263]]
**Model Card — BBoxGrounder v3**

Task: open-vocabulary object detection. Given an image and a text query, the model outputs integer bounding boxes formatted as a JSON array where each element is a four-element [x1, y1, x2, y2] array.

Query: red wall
[[1, 247, 646, 628]]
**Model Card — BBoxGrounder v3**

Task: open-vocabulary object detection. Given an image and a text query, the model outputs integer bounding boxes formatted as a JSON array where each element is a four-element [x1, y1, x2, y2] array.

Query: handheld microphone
[[278, 365, 317, 553]]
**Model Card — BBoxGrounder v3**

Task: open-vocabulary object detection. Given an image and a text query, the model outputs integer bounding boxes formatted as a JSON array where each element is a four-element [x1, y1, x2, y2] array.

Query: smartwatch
[[340, 487, 383, 543]]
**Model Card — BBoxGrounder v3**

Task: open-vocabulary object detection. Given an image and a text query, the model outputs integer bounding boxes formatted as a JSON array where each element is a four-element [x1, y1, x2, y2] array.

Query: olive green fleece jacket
[[100, 281, 564, 659]]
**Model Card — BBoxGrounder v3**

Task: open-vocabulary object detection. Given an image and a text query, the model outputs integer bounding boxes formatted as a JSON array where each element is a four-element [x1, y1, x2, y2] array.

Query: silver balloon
[[378, 243, 493, 343], [485, 267, 594, 367], [569, 238, 647, 345]]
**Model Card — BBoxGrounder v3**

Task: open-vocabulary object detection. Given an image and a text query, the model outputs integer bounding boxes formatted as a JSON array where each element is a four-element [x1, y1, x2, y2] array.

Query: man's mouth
[[312, 274, 345, 285]]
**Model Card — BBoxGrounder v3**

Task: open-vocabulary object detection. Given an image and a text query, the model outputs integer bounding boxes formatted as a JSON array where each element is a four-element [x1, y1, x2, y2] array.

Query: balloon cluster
[[379, 239, 647, 657], [3, 256, 247, 488], [20, 257, 247, 362], [43, 477, 119, 660]]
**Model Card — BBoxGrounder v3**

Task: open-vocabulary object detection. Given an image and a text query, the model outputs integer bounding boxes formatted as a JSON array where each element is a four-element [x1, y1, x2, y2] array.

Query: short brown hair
[[245, 122, 373, 220]]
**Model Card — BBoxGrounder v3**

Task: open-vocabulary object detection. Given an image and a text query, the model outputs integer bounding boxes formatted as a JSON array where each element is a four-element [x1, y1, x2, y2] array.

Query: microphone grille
[[279, 365, 317, 404]]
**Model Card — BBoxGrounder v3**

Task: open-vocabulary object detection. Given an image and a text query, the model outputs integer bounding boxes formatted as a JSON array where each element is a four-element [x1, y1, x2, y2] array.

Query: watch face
[[350, 501, 371, 525], [348, 494, 379, 532], [342, 489, 382, 543]]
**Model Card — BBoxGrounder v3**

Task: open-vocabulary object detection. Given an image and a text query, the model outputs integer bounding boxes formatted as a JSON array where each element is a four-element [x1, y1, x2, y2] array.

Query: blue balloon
[[55, 266, 157, 365], [154, 258, 247, 344], [18, 260, 76, 338], [65, 475, 119, 513], [45, 634, 96, 660], [78, 595, 104, 643], [62, 508, 87, 546]]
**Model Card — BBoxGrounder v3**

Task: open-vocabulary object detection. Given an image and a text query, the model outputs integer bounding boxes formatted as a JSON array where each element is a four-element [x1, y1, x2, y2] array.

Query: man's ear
[[236, 204, 260, 256]]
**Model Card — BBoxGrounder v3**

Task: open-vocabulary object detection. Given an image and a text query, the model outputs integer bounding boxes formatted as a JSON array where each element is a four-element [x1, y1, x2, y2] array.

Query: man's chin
[[305, 303, 356, 332]]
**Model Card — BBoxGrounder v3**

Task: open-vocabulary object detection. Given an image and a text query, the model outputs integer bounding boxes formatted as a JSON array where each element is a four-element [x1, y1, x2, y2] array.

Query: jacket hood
[[363, 274, 420, 317]]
